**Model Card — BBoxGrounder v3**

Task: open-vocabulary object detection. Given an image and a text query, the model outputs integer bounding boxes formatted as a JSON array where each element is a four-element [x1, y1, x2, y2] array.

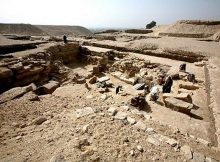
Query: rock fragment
[[181, 145, 193, 160], [134, 121, 147, 131], [127, 116, 136, 125], [75, 107, 95, 118], [114, 111, 127, 120], [107, 107, 117, 116]]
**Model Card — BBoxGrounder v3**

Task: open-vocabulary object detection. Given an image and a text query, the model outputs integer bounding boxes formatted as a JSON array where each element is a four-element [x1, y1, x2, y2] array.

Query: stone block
[[175, 93, 192, 103], [38, 81, 59, 94], [164, 97, 193, 113], [179, 82, 200, 90]]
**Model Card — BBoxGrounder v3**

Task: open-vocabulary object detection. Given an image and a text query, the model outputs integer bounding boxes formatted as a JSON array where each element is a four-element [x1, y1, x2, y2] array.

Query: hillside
[[36, 25, 92, 36], [0, 23, 45, 36], [158, 20, 220, 38], [0, 23, 92, 36]]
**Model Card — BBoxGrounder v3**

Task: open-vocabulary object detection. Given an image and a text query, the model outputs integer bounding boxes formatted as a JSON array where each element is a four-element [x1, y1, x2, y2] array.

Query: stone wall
[[46, 43, 80, 64], [0, 43, 80, 93]]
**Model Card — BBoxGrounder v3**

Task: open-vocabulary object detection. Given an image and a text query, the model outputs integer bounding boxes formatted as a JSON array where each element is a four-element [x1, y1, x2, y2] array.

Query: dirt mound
[[159, 20, 220, 38], [0, 23, 92, 36], [36, 25, 92, 36], [0, 23, 45, 36]]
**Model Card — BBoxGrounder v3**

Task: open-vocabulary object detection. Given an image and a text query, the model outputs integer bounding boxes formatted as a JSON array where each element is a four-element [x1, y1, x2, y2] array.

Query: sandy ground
[[1, 29, 220, 161]]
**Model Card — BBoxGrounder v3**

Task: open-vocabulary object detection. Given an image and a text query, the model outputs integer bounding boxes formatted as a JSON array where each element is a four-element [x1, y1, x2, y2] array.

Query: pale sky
[[0, 0, 220, 28]]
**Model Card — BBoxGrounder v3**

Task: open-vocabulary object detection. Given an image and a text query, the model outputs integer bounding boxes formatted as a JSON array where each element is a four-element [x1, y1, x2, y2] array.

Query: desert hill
[[158, 20, 220, 38], [0, 23, 92, 36], [36, 25, 92, 36], [0, 23, 45, 36]]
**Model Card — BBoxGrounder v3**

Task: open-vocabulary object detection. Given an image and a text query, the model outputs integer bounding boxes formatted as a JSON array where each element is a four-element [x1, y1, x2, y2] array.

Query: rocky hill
[[0, 23, 92, 36]]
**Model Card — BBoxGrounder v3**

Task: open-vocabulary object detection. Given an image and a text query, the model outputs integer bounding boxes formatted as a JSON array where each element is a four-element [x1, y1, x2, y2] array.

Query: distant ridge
[[36, 25, 92, 36], [0, 23, 92, 36]]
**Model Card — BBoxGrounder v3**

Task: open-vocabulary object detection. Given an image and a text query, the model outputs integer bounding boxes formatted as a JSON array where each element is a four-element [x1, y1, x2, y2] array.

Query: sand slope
[[0, 23, 92, 36]]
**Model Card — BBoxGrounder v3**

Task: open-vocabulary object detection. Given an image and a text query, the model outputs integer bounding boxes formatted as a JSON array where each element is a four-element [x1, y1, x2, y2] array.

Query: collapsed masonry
[[0, 42, 205, 116]]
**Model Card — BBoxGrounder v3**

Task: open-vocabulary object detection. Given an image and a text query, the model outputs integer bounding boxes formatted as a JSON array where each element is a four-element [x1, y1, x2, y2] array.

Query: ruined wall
[[0, 43, 80, 93], [46, 43, 80, 64]]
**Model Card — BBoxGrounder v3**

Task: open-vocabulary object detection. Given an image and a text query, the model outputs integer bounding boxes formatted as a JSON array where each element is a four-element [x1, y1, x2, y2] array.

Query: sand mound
[[0, 23, 92, 36], [159, 20, 220, 38]]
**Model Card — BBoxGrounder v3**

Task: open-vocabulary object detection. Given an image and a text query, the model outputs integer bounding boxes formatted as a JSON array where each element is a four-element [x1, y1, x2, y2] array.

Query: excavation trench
[[0, 42, 47, 55], [83, 41, 206, 63], [204, 64, 218, 147]]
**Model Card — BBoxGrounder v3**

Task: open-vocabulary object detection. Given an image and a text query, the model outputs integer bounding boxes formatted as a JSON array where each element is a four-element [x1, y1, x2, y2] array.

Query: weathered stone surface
[[134, 121, 147, 131], [50, 154, 66, 162], [181, 145, 192, 160], [107, 107, 117, 116], [147, 136, 160, 146], [166, 138, 178, 147], [22, 83, 37, 92], [164, 97, 193, 113], [139, 68, 148, 77], [213, 31, 220, 42], [47, 43, 80, 64], [16, 66, 44, 80], [97, 76, 110, 82], [89, 76, 97, 84], [14, 74, 40, 87], [40, 81, 59, 94], [92, 65, 100, 75], [32, 116, 47, 125], [22, 91, 39, 101], [137, 145, 143, 152], [111, 71, 134, 84], [192, 152, 205, 162], [0, 87, 25, 104], [76, 77, 86, 84], [162, 93, 174, 100], [133, 83, 145, 90], [196, 138, 211, 146], [194, 61, 205, 67], [205, 157, 218, 162], [167, 69, 179, 80], [179, 82, 200, 90], [75, 107, 95, 118], [175, 93, 192, 103], [127, 116, 136, 125], [146, 128, 155, 135], [8, 62, 23, 71], [114, 111, 127, 120], [0, 67, 13, 79], [120, 105, 130, 111]]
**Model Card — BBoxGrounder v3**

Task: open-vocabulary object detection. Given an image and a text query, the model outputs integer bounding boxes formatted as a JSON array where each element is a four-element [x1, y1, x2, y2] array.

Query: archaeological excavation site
[[1, 20, 220, 162]]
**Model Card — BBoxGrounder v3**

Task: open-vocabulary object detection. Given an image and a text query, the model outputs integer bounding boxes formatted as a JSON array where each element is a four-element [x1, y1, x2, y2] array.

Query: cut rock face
[[164, 97, 194, 113]]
